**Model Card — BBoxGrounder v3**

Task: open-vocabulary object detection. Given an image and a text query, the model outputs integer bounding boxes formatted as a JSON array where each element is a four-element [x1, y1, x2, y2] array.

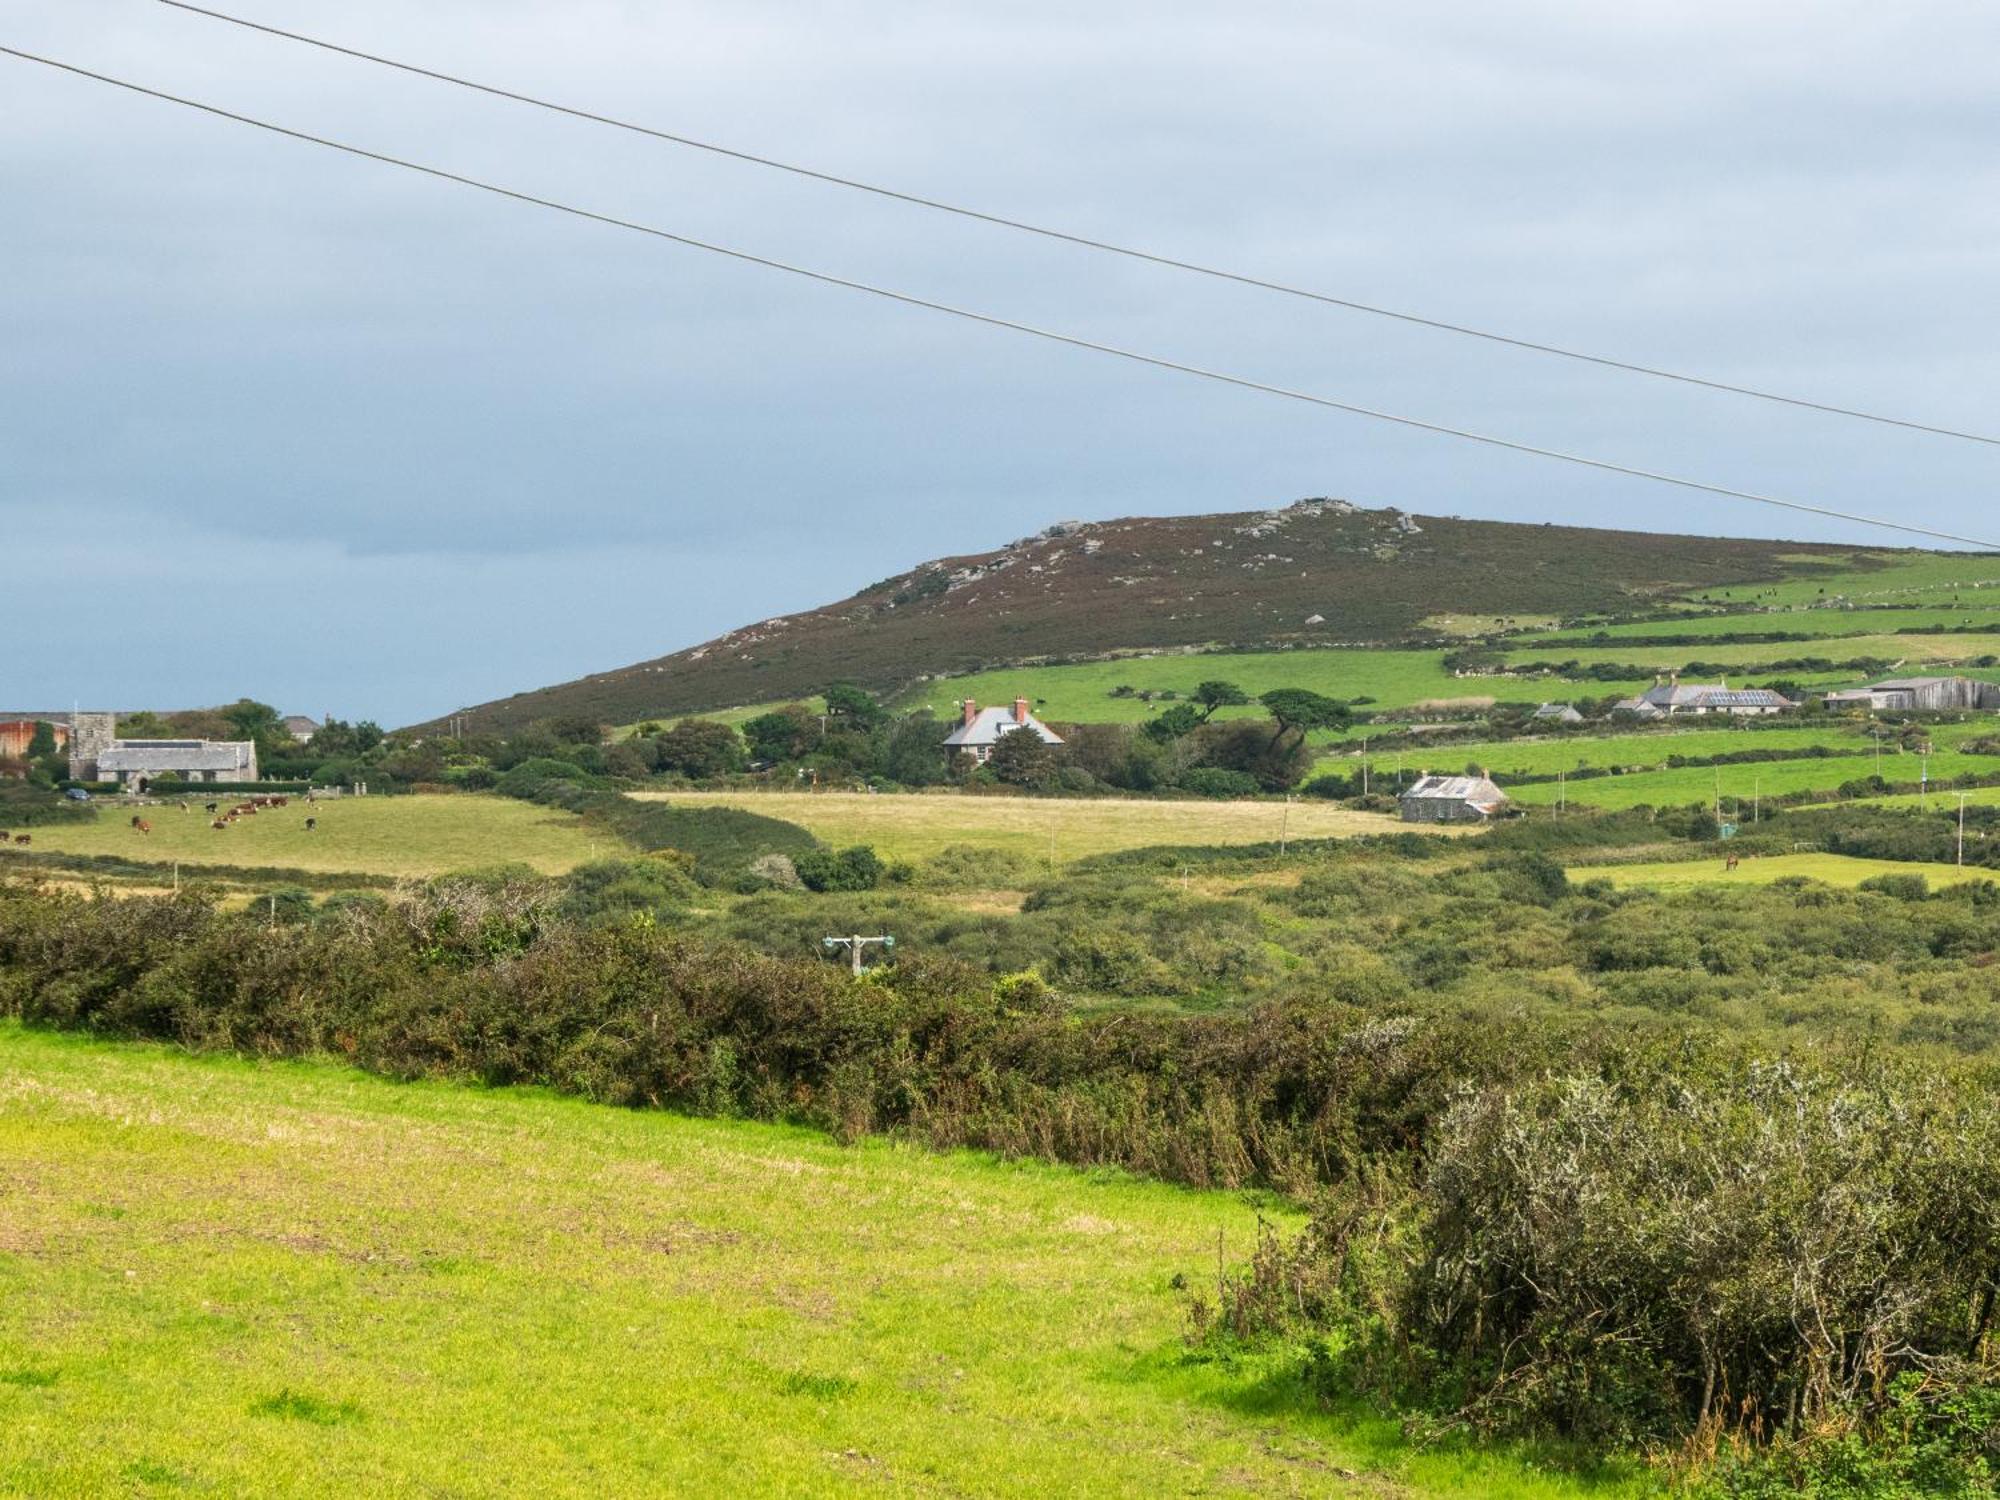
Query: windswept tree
[[1193, 680, 1249, 721], [1259, 688, 1350, 750]]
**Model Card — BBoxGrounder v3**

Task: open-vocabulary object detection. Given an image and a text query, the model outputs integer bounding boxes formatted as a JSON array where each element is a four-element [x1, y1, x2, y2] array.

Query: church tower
[[67, 712, 116, 782]]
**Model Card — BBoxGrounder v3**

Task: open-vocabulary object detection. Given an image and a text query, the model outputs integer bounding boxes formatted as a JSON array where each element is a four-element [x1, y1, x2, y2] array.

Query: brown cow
[[212, 819, 229, 830], [134, 819, 151, 835], [13, 834, 29, 845], [304, 817, 317, 832], [1724, 854, 1740, 872]]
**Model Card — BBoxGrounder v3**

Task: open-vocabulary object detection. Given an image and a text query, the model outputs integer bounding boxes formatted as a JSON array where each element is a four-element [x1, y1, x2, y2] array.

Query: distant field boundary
[[0, 847, 398, 891]]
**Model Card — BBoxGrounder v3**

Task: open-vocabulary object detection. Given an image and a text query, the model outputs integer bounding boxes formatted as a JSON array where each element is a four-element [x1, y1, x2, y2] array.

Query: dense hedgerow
[[11, 839, 2000, 1469], [0, 878, 1545, 1191]]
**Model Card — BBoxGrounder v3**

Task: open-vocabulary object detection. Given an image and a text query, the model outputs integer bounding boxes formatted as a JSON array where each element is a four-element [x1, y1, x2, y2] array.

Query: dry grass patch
[[628, 790, 1429, 863]]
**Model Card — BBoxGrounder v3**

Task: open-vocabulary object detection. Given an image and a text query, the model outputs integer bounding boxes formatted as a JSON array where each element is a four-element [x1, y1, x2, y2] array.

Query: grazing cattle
[[212, 819, 228, 830], [0, 832, 8, 843], [204, 802, 218, 814], [130, 814, 144, 829], [177, 800, 190, 812], [304, 817, 317, 832], [13, 834, 28, 845], [134, 819, 152, 835], [1724, 854, 1740, 872]]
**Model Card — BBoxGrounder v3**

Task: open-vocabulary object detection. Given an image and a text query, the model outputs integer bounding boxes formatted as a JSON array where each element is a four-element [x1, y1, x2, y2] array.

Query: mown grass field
[[628, 790, 1426, 862], [0, 1025, 1644, 1499], [1570, 851, 1993, 891], [0, 794, 606, 879]]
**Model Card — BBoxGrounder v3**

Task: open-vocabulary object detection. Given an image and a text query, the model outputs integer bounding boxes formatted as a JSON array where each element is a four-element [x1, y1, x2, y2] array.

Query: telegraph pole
[[822, 934, 894, 976], [1279, 795, 1292, 853], [1959, 793, 1970, 868]]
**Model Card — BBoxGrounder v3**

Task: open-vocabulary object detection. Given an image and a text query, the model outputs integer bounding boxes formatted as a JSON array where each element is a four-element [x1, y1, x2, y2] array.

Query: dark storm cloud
[[4, 1, 1996, 721]]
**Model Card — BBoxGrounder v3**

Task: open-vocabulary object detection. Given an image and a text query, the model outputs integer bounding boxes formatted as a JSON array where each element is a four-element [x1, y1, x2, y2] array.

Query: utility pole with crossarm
[[823, 934, 894, 976]]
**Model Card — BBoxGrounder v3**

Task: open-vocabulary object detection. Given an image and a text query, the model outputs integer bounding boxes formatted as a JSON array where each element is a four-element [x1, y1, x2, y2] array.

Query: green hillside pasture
[[1504, 632, 2000, 673], [1704, 552, 2000, 609], [895, 648, 1674, 726], [1316, 724, 1885, 784], [1572, 851, 1992, 891], [1799, 784, 2000, 814], [627, 790, 1425, 863], [1508, 604, 2000, 644], [0, 1026, 1640, 1500], [1505, 744, 1994, 811], [0, 794, 605, 879]]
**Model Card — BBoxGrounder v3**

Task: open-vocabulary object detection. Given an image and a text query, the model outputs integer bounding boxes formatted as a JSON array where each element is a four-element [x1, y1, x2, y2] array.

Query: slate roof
[[96, 739, 257, 774], [1401, 774, 1509, 811], [942, 706, 1064, 748], [1640, 682, 1792, 710]]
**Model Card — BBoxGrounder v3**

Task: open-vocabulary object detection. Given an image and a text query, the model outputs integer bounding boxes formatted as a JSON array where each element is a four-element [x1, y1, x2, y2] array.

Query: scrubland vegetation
[[11, 774, 2000, 1492]]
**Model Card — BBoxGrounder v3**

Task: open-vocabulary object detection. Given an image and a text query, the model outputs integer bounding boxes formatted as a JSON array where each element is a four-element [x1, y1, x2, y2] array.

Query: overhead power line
[[156, 0, 2000, 450], [5, 44, 1995, 551]]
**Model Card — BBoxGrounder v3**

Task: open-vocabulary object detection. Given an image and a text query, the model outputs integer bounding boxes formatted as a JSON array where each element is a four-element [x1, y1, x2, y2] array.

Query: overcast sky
[[4, 1, 1997, 724]]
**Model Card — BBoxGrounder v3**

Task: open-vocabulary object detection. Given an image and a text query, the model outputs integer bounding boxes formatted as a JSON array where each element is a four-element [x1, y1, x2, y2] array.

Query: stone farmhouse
[[942, 697, 1063, 765], [1401, 773, 1509, 823], [1613, 678, 1794, 719]]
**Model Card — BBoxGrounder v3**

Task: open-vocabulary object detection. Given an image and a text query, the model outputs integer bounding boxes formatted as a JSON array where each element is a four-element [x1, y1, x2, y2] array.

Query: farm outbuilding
[[1531, 702, 1585, 725], [1823, 676, 2000, 712], [1400, 774, 1509, 823], [0, 718, 67, 760]]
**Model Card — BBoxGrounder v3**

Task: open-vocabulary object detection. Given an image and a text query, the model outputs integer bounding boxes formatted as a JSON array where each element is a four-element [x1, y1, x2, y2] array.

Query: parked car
[[62, 787, 91, 802]]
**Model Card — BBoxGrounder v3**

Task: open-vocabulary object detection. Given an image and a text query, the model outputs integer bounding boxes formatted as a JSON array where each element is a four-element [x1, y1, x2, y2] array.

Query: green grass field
[[1703, 552, 2000, 609], [1570, 851, 1993, 891], [1799, 784, 2000, 814], [1508, 605, 2000, 643], [627, 790, 1424, 863], [1503, 742, 1993, 811], [1316, 724, 1892, 782], [0, 794, 607, 879], [891, 649, 1672, 726], [0, 1025, 1644, 1498], [1501, 632, 2000, 672]]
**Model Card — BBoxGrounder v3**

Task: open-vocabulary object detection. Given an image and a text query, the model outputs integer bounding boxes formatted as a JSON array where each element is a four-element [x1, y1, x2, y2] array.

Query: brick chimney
[[961, 699, 978, 727], [1013, 697, 1030, 725]]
